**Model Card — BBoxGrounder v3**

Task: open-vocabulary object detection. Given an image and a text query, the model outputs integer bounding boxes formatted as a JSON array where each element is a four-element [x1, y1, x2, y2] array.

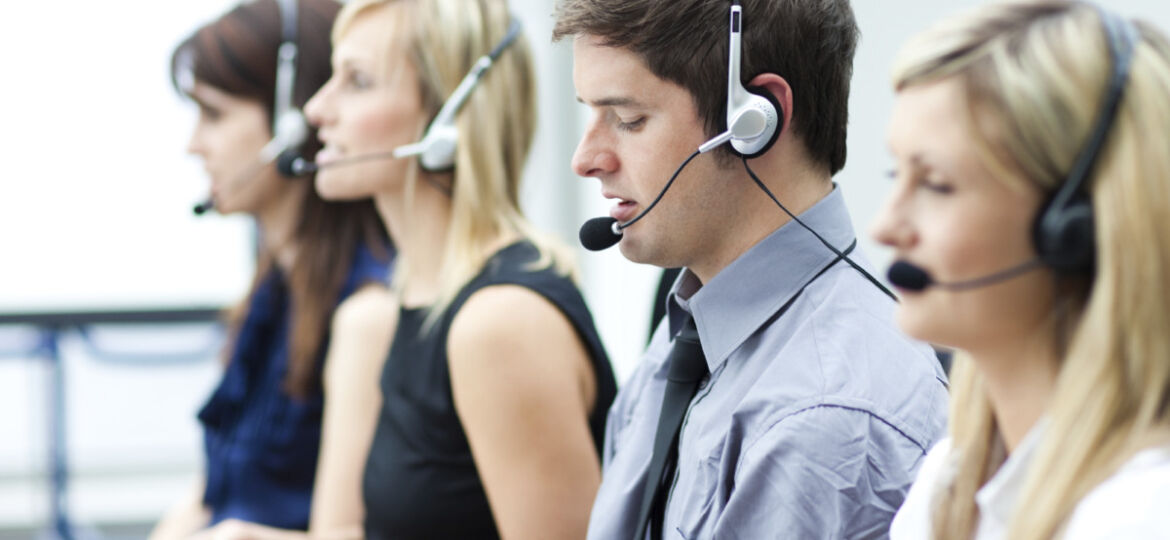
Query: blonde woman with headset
[[874, 0, 1170, 538], [302, 1, 617, 539]]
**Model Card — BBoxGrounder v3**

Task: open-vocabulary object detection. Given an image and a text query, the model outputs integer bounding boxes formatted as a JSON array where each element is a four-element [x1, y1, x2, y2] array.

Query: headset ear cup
[[731, 85, 783, 159], [276, 148, 303, 178], [1033, 197, 1096, 274], [417, 124, 458, 173], [748, 85, 785, 137]]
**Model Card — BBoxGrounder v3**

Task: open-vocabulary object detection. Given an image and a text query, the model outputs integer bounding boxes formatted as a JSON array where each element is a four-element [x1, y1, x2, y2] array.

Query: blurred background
[[1, 0, 1167, 538]]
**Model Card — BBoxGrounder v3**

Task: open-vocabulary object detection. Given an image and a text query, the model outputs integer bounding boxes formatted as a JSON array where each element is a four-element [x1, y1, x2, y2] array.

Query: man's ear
[[746, 73, 793, 135]]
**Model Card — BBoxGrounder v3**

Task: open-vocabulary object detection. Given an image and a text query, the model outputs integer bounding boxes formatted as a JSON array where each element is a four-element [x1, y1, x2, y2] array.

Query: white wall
[[0, 1, 253, 316], [0, 0, 252, 532], [523, 0, 1170, 381], [3, 0, 1170, 532]]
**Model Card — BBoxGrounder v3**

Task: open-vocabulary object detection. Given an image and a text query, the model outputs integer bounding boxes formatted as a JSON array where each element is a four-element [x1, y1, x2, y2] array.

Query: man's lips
[[609, 198, 638, 222]]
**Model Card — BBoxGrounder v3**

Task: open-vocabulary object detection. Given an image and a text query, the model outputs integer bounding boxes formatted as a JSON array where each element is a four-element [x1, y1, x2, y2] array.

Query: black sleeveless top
[[362, 241, 617, 539]]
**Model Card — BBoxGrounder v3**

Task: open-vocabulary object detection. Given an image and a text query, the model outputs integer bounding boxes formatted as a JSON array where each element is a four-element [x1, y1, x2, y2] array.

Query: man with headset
[[554, 0, 948, 537]]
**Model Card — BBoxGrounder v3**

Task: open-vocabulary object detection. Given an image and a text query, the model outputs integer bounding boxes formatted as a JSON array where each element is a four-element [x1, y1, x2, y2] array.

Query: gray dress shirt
[[587, 187, 949, 539]]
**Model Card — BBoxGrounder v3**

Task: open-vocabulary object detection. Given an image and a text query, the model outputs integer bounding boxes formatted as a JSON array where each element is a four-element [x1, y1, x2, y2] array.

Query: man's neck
[[688, 161, 832, 284]]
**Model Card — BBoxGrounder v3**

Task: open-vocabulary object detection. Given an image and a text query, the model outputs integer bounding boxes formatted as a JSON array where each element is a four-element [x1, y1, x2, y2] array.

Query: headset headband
[[426, 18, 521, 133], [393, 17, 523, 172], [273, 0, 300, 135], [1033, 4, 1139, 273], [1051, 6, 1137, 212]]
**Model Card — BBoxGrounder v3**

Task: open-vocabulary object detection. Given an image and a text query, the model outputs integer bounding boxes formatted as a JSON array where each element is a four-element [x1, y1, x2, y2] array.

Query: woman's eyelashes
[[344, 69, 373, 91], [333, 63, 373, 92], [197, 103, 222, 121], [917, 169, 954, 192], [918, 176, 955, 194], [887, 167, 955, 195]]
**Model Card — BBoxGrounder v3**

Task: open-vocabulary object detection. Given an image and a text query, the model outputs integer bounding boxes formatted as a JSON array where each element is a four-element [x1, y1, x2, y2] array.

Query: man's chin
[[617, 237, 665, 267], [616, 237, 641, 262]]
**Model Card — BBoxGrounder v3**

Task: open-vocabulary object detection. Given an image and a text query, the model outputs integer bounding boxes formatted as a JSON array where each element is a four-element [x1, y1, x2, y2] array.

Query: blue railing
[[0, 308, 223, 540]]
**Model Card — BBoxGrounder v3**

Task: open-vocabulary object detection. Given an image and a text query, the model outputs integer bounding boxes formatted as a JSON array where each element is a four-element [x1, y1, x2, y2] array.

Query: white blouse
[[890, 430, 1170, 539]]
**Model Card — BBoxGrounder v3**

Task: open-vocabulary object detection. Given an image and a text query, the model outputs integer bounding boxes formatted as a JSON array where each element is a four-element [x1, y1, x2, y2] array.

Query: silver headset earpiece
[[268, 0, 308, 171], [698, 1, 782, 157], [392, 18, 523, 172], [726, 1, 781, 158], [727, 2, 778, 157]]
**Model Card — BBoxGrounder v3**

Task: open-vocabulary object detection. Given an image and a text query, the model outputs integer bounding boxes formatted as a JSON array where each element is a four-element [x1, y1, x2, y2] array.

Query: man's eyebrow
[[576, 96, 644, 108]]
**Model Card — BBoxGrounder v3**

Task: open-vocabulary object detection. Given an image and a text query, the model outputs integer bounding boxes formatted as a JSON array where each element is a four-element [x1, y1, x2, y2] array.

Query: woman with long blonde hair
[[303, 1, 617, 539], [874, 1, 1170, 538]]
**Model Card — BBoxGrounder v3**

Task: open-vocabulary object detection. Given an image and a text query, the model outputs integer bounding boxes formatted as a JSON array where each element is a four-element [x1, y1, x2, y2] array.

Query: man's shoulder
[[799, 264, 943, 376], [745, 267, 949, 449]]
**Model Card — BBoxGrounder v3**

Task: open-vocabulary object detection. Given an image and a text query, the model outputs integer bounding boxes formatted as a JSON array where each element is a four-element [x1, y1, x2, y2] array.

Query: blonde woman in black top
[[302, 1, 617, 539]]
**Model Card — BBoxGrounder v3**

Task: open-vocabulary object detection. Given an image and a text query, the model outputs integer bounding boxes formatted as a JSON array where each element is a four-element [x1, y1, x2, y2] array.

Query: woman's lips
[[314, 147, 341, 166]]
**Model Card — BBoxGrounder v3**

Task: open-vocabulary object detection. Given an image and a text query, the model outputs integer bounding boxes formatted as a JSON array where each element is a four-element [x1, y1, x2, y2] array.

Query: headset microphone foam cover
[[887, 261, 930, 292], [579, 217, 622, 251]]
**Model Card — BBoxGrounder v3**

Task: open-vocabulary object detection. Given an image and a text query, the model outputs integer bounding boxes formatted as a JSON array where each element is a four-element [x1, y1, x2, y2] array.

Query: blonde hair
[[893, 1, 1170, 538], [334, 0, 573, 323]]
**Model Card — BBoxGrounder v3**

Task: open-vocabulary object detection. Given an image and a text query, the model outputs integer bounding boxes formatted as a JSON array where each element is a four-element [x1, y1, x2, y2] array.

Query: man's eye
[[617, 117, 646, 132]]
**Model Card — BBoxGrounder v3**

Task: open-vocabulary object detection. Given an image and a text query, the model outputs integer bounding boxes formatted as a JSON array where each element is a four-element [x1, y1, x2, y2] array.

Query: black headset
[[1033, 5, 1137, 274]]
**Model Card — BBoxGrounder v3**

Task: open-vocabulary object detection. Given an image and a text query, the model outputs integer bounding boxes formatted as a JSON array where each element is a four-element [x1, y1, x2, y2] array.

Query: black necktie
[[634, 316, 708, 540]]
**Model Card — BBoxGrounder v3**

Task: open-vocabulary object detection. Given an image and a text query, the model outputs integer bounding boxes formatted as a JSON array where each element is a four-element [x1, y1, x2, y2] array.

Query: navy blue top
[[362, 241, 617, 539], [199, 244, 392, 530]]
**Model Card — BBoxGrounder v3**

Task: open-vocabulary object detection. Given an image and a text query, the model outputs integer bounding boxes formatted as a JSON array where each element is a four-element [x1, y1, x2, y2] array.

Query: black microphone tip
[[295, 158, 317, 175], [579, 217, 622, 251], [887, 261, 932, 292], [192, 199, 214, 216]]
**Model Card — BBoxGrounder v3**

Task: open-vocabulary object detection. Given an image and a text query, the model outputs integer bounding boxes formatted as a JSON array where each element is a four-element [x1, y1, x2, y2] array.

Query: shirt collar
[[666, 185, 857, 372], [975, 419, 1049, 528]]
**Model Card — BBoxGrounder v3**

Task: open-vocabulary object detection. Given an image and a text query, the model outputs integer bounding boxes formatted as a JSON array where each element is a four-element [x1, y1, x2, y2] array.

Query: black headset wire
[[742, 157, 897, 301], [617, 149, 702, 231]]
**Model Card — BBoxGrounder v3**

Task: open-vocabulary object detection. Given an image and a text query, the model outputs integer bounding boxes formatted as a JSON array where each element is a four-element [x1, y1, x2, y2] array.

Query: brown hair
[[170, 0, 389, 398], [553, 0, 859, 174]]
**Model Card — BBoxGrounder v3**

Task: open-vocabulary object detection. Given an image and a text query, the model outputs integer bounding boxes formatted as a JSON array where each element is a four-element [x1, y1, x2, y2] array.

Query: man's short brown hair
[[554, 0, 859, 174]]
